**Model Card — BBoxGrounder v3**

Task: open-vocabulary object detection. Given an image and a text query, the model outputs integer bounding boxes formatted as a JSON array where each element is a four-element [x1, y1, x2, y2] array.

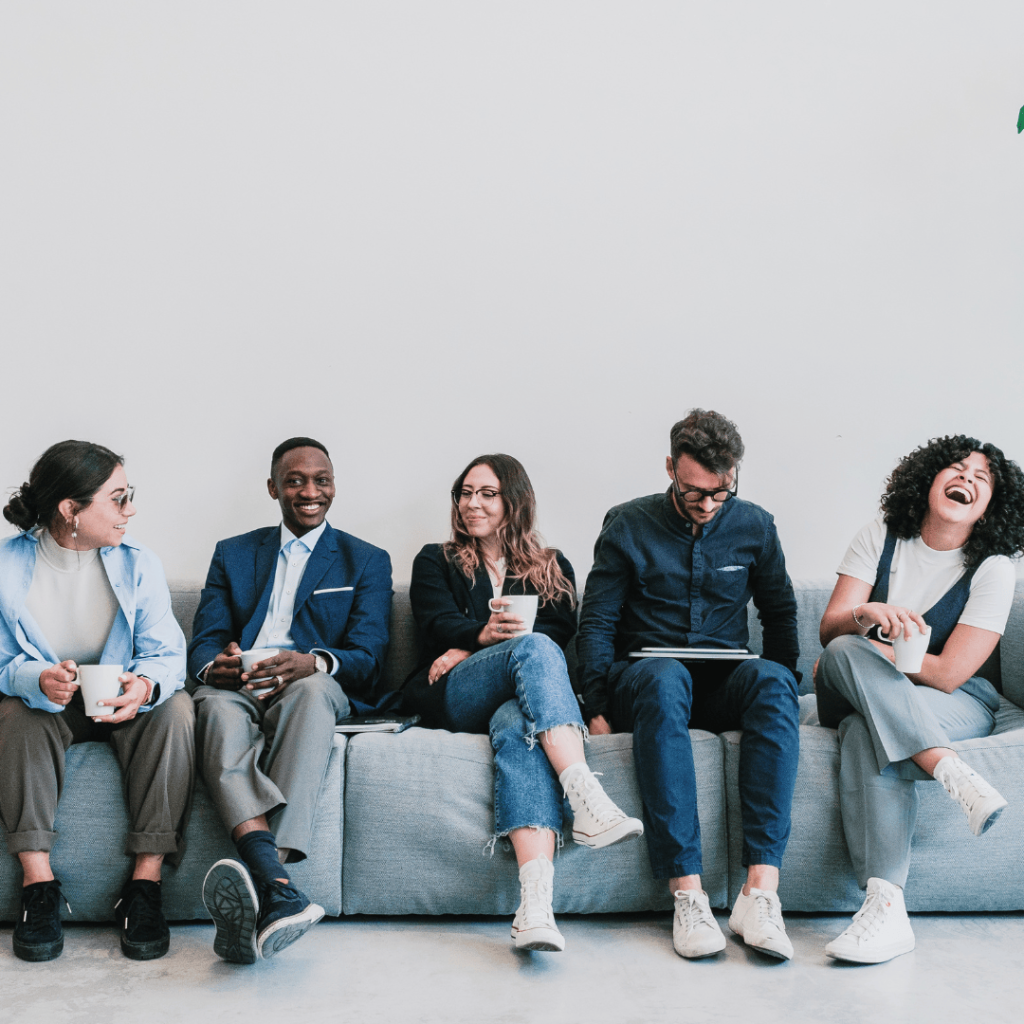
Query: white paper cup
[[893, 624, 931, 674], [239, 648, 279, 696], [77, 664, 124, 718], [488, 595, 539, 634]]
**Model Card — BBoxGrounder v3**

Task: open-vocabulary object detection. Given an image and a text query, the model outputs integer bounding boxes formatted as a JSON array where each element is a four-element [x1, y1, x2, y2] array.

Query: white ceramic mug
[[488, 595, 539, 634], [893, 623, 931, 674], [239, 648, 280, 696], [76, 664, 125, 719]]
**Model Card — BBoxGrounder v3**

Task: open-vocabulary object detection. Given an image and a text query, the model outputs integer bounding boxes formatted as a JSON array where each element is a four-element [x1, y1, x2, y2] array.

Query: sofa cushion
[[0, 734, 346, 923], [340, 727, 728, 914]]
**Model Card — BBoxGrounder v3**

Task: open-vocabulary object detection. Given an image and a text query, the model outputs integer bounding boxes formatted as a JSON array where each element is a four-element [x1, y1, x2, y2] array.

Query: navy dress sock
[[235, 830, 289, 887]]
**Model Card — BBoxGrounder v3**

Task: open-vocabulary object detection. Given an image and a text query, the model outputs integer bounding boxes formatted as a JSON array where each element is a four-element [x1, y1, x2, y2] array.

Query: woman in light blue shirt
[[0, 440, 195, 964]]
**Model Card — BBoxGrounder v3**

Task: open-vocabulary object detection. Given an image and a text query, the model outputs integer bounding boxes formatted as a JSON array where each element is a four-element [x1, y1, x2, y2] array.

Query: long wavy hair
[[881, 434, 1024, 568], [444, 454, 575, 607]]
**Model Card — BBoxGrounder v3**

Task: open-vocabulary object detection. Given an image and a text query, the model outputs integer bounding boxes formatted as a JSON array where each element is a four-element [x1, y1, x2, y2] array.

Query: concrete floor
[[1, 910, 1021, 1024]]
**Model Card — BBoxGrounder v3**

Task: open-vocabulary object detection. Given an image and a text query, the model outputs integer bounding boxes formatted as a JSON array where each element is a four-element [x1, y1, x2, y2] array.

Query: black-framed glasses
[[113, 486, 135, 511], [672, 468, 737, 504], [452, 487, 501, 506]]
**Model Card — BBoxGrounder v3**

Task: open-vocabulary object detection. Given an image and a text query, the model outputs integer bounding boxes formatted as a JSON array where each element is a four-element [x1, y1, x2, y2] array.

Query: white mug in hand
[[76, 664, 125, 719], [893, 623, 931, 674], [239, 648, 280, 696], [488, 595, 539, 634]]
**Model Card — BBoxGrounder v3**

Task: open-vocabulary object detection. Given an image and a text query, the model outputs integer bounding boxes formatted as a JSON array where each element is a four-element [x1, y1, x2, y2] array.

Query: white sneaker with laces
[[672, 889, 726, 959], [728, 887, 793, 960], [932, 755, 1008, 836], [511, 856, 564, 952], [559, 763, 645, 849], [825, 877, 915, 964]]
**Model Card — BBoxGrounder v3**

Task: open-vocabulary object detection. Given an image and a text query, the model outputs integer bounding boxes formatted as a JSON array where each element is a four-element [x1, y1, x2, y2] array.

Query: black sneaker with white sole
[[116, 878, 171, 960], [255, 879, 324, 960], [203, 859, 260, 964]]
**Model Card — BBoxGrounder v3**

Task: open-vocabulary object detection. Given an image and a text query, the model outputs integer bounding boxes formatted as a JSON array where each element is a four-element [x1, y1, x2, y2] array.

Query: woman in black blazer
[[403, 454, 642, 952]]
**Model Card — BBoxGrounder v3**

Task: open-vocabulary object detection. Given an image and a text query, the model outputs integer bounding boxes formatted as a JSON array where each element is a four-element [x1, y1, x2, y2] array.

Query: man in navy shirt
[[577, 410, 800, 961]]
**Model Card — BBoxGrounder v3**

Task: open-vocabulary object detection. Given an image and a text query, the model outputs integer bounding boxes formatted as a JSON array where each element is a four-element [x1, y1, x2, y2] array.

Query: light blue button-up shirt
[[251, 522, 338, 674], [0, 530, 186, 713]]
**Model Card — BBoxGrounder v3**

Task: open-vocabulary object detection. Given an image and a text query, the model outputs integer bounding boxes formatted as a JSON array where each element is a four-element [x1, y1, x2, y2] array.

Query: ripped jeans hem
[[483, 825, 565, 858]]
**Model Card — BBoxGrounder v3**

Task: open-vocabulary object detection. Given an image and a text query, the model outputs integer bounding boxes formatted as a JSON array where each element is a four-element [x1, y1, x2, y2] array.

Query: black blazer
[[402, 542, 577, 726]]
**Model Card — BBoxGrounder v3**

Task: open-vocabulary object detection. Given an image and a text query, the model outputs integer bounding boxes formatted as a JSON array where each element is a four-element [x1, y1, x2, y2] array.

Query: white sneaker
[[728, 888, 793, 960], [825, 877, 915, 964], [511, 856, 564, 952], [560, 763, 645, 849], [672, 889, 726, 959], [933, 755, 1008, 836]]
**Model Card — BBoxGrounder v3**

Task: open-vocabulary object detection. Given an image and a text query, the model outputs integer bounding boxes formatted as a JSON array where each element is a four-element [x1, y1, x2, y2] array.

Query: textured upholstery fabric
[[0, 735, 345, 922], [340, 728, 727, 914]]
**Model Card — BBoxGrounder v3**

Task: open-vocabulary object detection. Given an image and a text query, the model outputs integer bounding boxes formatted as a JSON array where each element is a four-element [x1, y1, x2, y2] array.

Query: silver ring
[[275, 675, 282, 686]]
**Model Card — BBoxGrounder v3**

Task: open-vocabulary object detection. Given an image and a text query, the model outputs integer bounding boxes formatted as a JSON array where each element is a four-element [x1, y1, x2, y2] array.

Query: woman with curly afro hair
[[813, 434, 1024, 965]]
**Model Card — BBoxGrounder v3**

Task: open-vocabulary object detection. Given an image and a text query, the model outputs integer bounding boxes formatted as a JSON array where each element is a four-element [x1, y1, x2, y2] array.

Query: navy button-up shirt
[[577, 490, 799, 718]]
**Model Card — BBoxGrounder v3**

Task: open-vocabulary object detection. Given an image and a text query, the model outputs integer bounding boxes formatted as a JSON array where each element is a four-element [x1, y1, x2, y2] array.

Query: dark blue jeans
[[609, 657, 799, 879]]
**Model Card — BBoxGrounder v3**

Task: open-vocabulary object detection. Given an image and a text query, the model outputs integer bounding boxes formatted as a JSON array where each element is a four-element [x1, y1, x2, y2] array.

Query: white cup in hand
[[893, 623, 931, 674], [239, 648, 280, 696], [488, 595, 539, 634], [76, 664, 125, 719]]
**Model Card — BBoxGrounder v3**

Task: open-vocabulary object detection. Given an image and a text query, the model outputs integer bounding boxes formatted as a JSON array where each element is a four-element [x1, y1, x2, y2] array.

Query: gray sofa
[[3, 580, 1023, 923]]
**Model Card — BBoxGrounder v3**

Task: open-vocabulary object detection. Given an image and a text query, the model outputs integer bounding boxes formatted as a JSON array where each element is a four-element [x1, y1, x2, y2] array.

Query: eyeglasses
[[112, 486, 135, 511], [672, 468, 737, 504], [453, 487, 501, 506]]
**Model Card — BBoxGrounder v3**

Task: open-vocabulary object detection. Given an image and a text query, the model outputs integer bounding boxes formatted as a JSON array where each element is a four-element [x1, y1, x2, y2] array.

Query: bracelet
[[852, 605, 870, 630]]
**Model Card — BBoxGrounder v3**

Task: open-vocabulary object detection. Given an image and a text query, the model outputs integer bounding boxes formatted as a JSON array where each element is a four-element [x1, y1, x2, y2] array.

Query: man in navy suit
[[188, 437, 392, 964]]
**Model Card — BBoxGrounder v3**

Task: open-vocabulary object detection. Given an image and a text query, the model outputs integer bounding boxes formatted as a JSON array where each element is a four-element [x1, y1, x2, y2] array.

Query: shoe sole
[[120, 935, 171, 961], [511, 927, 565, 952], [573, 818, 645, 849], [257, 903, 325, 960], [825, 938, 915, 964], [203, 860, 260, 965], [972, 799, 1008, 836], [728, 917, 793, 961], [672, 936, 727, 959], [13, 935, 64, 962]]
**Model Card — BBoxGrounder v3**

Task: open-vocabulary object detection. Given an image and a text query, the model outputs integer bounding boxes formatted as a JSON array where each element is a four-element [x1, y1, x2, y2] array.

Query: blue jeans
[[609, 656, 799, 878], [442, 633, 585, 838]]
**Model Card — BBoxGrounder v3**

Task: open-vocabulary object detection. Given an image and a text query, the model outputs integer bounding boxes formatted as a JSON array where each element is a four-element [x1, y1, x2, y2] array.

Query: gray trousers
[[192, 672, 349, 861], [816, 634, 997, 888], [0, 690, 196, 865]]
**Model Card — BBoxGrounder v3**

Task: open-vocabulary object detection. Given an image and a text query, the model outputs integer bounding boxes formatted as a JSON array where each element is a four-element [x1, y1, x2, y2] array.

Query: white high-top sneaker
[[932, 755, 1008, 836], [559, 763, 644, 849], [511, 856, 564, 952], [825, 877, 915, 964]]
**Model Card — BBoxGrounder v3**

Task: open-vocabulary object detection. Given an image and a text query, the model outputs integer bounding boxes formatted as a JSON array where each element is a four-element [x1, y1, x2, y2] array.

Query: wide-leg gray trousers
[[192, 672, 349, 862], [0, 690, 196, 864], [816, 634, 997, 888]]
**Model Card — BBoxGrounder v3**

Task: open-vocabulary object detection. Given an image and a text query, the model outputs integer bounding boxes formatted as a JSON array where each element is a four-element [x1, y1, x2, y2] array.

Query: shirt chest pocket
[[705, 564, 749, 602]]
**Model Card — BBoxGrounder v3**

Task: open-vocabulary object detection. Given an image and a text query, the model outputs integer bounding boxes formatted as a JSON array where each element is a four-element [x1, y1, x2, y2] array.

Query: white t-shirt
[[837, 518, 1016, 635]]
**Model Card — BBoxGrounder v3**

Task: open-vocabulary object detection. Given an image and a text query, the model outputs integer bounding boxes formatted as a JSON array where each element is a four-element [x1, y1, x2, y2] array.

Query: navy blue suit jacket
[[188, 523, 393, 707]]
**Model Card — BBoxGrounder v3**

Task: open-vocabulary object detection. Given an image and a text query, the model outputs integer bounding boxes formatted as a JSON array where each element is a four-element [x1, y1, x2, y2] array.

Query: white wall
[[2, 2, 1023, 586]]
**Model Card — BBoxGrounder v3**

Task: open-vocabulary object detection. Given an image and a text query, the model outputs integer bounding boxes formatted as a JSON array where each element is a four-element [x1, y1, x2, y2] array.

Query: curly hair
[[443, 454, 575, 607], [670, 409, 744, 474], [881, 435, 1024, 568]]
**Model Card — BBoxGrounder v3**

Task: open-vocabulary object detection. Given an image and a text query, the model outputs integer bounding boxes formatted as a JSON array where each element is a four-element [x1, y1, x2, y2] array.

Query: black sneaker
[[13, 879, 69, 962], [255, 879, 324, 960], [115, 879, 171, 960], [203, 859, 260, 964]]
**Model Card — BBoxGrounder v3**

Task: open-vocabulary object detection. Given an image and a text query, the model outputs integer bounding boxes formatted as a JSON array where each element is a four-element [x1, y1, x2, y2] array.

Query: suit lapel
[[293, 524, 337, 614], [241, 529, 280, 650], [468, 562, 493, 621]]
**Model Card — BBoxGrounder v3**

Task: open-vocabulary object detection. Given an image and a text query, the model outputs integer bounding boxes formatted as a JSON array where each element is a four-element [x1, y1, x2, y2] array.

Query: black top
[[401, 542, 577, 726]]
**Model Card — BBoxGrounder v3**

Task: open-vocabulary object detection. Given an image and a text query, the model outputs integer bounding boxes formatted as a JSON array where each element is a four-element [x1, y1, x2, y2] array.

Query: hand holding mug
[[39, 660, 80, 705], [92, 672, 150, 724], [478, 598, 527, 646]]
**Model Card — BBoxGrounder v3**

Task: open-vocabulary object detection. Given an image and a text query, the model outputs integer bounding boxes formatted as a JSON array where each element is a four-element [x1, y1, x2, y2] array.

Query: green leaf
[[1019, 105, 1024, 133]]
